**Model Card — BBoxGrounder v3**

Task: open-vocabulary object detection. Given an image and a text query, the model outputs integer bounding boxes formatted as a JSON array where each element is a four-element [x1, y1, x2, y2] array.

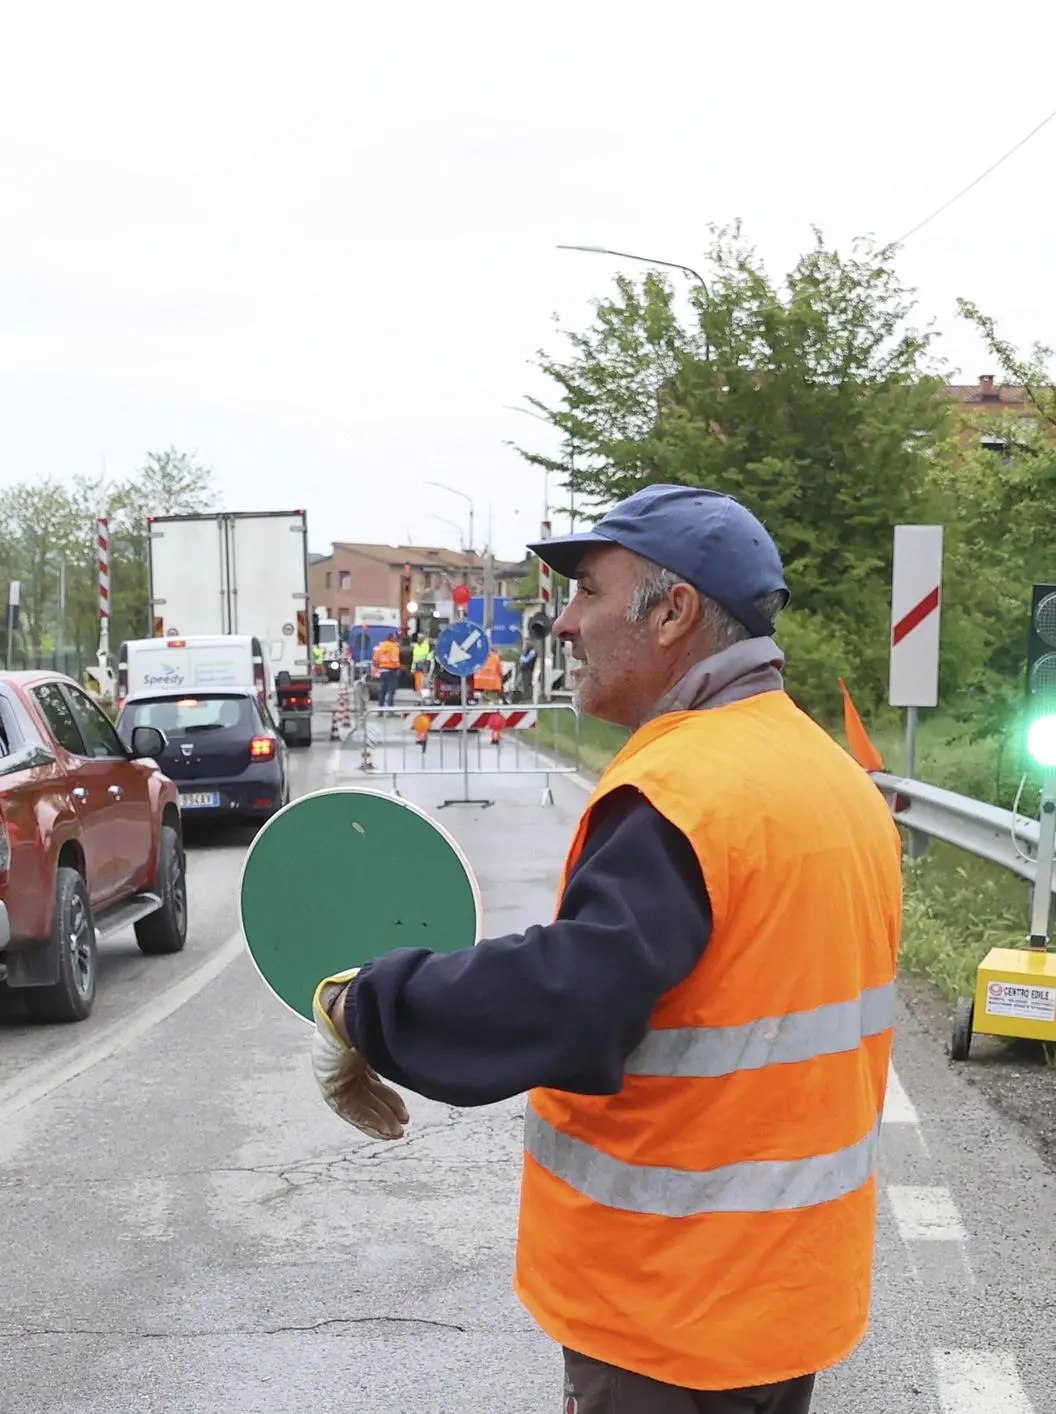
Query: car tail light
[[250, 736, 277, 761]]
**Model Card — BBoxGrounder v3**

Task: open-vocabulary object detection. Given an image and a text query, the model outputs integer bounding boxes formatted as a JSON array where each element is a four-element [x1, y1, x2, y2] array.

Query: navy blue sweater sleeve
[[342, 786, 712, 1106]]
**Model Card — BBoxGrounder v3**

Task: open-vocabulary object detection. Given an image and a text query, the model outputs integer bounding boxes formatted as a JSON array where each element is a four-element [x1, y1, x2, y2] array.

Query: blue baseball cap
[[528, 484, 789, 637]]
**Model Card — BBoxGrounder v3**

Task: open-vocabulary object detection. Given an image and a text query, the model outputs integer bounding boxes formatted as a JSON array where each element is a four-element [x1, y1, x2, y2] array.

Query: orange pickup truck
[[0, 671, 186, 1022]]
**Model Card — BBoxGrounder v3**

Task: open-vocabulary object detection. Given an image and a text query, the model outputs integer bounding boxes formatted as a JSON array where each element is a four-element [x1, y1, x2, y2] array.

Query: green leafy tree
[[106, 448, 216, 642], [516, 225, 950, 716], [0, 449, 216, 670]]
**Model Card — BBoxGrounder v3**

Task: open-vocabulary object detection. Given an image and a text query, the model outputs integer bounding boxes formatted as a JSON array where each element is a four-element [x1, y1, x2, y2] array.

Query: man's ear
[[656, 583, 700, 647]]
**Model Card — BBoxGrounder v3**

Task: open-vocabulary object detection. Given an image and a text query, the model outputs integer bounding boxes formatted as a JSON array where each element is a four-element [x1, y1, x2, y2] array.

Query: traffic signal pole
[[1028, 775, 1056, 948]]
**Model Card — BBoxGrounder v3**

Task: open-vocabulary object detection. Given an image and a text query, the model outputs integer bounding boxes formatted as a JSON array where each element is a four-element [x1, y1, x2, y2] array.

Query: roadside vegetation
[[0, 449, 214, 676], [517, 224, 1056, 1003]]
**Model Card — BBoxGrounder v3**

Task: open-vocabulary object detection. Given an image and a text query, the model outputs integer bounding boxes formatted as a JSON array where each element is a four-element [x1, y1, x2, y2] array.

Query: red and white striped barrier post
[[96, 515, 111, 692]]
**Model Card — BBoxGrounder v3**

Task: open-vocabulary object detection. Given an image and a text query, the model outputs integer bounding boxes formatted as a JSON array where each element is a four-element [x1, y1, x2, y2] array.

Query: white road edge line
[[888, 1185, 967, 1242], [883, 1063, 919, 1124], [0, 931, 245, 1124], [933, 1349, 1035, 1414]]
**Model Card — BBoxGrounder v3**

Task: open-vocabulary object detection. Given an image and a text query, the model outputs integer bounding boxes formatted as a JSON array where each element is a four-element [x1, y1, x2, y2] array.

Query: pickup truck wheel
[[135, 825, 188, 956], [26, 869, 97, 1023]]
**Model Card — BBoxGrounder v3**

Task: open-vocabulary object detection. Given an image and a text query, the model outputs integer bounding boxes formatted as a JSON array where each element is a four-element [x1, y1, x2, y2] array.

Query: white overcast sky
[[2, 1, 1054, 562]]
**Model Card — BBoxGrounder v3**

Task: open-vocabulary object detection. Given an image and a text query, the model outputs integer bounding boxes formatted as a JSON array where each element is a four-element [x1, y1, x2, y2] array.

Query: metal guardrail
[[347, 701, 582, 806], [872, 771, 1042, 883]]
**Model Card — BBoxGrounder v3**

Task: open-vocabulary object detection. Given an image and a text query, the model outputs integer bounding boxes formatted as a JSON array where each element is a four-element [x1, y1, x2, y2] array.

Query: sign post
[[434, 620, 493, 808]]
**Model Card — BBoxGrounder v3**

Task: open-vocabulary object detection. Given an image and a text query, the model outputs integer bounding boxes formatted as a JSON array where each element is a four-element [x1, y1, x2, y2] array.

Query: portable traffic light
[[1025, 583, 1056, 767]]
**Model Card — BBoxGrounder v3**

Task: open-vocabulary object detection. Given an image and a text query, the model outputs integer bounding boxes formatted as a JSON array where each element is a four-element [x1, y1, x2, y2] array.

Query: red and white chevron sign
[[889, 524, 943, 708], [408, 709, 538, 732]]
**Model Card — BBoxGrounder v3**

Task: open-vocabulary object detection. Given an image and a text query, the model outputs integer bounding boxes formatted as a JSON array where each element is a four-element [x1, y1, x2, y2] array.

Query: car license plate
[[180, 792, 220, 810]]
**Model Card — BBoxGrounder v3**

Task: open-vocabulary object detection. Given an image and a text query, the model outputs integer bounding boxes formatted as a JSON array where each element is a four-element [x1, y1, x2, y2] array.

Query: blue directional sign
[[435, 621, 490, 677], [467, 595, 522, 647]]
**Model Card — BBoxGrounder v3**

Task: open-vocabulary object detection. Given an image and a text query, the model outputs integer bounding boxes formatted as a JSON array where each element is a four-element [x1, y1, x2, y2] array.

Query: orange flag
[[837, 678, 884, 773]]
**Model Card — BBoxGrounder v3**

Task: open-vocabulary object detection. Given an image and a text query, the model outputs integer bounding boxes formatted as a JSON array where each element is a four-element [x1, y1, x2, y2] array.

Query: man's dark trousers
[[563, 1350, 815, 1414], [380, 669, 399, 707]]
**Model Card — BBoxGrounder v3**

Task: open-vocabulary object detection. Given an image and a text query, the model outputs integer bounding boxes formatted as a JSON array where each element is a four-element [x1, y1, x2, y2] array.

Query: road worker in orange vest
[[371, 632, 401, 708], [472, 647, 505, 699], [310, 485, 902, 1414]]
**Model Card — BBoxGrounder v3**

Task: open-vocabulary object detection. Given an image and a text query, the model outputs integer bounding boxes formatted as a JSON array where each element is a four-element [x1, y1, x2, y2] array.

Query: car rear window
[[124, 695, 258, 736]]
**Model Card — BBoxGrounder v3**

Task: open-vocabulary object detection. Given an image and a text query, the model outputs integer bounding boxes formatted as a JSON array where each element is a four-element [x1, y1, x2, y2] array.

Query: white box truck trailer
[[147, 510, 316, 745]]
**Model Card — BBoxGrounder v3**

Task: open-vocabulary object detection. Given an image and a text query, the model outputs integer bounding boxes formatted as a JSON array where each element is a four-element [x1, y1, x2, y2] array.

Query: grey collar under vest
[[646, 638, 785, 721]]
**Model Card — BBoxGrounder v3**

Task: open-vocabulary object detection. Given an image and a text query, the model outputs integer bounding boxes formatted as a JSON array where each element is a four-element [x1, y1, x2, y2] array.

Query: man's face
[[553, 545, 659, 727]]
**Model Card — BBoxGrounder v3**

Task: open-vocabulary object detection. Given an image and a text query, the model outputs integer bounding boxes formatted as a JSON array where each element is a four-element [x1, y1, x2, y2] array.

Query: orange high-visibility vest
[[473, 651, 504, 693], [514, 690, 902, 1390], [373, 640, 400, 671]]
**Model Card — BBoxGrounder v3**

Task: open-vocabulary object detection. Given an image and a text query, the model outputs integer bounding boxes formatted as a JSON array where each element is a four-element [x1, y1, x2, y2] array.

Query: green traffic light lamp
[[1027, 711, 1056, 769]]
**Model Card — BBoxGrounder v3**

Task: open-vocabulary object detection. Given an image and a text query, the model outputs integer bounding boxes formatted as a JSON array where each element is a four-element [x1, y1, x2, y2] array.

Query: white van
[[118, 635, 276, 720]]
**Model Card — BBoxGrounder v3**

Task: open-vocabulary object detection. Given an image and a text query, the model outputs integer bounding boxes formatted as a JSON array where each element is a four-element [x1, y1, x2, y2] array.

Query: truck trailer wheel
[[26, 868, 98, 1023], [135, 825, 188, 956]]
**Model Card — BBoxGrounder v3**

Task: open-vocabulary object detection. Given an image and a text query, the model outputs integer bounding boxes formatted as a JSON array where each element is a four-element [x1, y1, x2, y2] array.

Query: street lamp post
[[557, 242, 712, 361], [426, 481, 475, 556]]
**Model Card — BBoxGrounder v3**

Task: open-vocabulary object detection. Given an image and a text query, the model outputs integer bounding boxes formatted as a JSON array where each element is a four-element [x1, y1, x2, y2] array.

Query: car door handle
[[108, 785, 123, 799], [72, 786, 88, 801]]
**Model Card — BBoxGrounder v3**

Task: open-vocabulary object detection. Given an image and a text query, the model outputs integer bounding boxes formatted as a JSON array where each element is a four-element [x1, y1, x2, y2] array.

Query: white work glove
[[311, 969, 410, 1140]]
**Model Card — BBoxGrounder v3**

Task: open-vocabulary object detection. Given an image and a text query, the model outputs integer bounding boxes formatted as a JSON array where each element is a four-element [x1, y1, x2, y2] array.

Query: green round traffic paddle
[[239, 787, 483, 1022]]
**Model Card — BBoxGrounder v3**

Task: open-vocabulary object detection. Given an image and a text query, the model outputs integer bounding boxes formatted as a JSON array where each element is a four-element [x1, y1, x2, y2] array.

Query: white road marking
[[883, 1062, 919, 1123], [933, 1350, 1035, 1413], [325, 744, 342, 787], [0, 930, 244, 1124], [888, 1185, 966, 1242]]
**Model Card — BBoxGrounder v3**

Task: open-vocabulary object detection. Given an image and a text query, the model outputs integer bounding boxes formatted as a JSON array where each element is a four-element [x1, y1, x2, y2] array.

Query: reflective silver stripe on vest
[[624, 981, 895, 1079], [524, 1109, 880, 1217]]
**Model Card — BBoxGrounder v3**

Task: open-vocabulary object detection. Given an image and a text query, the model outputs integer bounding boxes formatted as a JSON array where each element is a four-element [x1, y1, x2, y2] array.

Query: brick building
[[945, 373, 1041, 451], [309, 542, 529, 632]]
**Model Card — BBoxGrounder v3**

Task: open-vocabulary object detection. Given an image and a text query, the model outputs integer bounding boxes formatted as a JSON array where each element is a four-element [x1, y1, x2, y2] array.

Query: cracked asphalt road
[[2, 691, 1055, 1412]]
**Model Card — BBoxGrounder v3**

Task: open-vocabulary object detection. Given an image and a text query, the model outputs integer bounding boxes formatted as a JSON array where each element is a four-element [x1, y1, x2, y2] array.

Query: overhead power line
[[895, 103, 1056, 245]]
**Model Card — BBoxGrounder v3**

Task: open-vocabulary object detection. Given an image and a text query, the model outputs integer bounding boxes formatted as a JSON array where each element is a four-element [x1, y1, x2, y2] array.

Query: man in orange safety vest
[[310, 485, 902, 1413], [371, 632, 401, 708], [472, 648, 505, 699]]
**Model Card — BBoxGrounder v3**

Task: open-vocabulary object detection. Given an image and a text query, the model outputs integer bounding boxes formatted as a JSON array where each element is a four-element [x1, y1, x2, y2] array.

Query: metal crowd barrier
[[346, 701, 582, 806]]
